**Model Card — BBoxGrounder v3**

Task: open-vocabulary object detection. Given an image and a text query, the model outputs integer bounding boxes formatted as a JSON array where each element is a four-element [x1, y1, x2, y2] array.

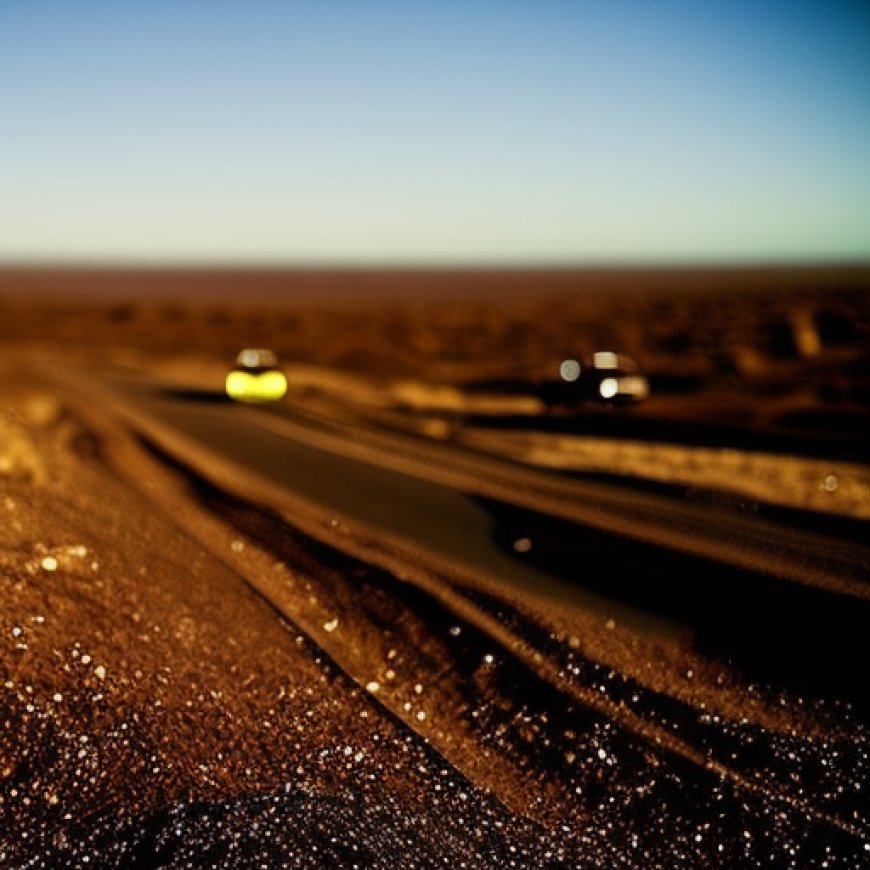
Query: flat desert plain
[[0, 267, 868, 867]]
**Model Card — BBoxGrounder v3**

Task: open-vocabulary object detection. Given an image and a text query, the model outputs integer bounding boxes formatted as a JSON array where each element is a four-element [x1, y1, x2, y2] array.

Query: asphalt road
[[131, 384, 661, 627], [115, 379, 870, 708]]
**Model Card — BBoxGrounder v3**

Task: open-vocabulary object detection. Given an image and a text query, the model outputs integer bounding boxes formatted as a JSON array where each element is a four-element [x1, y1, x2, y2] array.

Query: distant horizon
[[3, 257, 870, 272], [3, 260, 868, 307]]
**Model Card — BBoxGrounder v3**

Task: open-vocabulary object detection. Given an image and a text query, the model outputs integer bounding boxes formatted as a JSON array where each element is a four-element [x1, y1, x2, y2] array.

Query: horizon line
[[2, 257, 870, 272]]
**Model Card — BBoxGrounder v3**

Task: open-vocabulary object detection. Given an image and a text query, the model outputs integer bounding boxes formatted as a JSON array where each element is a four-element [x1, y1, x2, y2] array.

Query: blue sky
[[1, 1, 869, 264]]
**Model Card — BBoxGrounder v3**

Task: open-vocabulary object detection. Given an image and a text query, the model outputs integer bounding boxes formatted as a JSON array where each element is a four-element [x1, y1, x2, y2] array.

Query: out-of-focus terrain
[[3, 266, 868, 447], [5, 267, 869, 517], [1, 267, 869, 867]]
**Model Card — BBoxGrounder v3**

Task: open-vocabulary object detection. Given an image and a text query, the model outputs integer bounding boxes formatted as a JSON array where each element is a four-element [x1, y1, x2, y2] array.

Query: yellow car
[[225, 348, 288, 403]]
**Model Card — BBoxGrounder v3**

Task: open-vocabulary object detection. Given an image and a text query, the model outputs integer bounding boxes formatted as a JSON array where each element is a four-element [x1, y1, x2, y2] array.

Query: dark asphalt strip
[[132, 389, 678, 635], [130, 389, 869, 711]]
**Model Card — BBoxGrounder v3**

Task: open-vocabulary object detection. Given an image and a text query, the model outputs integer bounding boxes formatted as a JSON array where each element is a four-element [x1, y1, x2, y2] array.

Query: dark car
[[586, 350, 650, 403], [553, 351, 649, 405]]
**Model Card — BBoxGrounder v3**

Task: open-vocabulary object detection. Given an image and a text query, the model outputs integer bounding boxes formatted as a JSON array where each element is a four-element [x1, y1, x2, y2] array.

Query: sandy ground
[[1, 269, 869, 867]]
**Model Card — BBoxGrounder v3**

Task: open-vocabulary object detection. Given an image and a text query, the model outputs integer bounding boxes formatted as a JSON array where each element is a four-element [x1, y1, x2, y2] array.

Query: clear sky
[[2, 1, 869, 265]]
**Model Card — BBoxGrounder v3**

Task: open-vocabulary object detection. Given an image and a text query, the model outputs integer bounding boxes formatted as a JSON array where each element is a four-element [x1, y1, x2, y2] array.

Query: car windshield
[[237, 348, 279, 369]]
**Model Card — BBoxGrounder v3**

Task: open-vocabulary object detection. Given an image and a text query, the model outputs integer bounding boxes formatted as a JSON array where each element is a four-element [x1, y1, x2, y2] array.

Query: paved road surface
[[105, 374, 870, 709]]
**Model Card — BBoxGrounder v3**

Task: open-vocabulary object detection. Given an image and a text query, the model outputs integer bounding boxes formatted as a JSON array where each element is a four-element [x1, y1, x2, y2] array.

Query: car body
[[588, 351, 650, 403], [554, 351, 649, 405], [226, 348, 288, 402]]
